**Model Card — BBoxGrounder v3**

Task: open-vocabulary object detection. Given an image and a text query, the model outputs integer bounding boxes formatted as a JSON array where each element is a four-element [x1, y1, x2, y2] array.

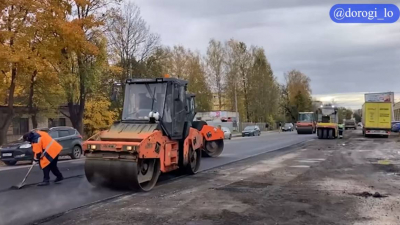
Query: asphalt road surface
[[0, 131, 315, 225]]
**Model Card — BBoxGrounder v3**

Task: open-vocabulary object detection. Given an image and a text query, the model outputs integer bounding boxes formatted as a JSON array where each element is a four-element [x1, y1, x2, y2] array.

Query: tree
[[157, 46, 212, 111], [247, 47, 279, 122], [107, 1, 160, 78], [337, 107, 346, 124], [345, 108, 353, 120], [55, 0, 118, 134], [224, 40, 252, 122], [0, 0, 69, 145], [166, 46, 189, 79], [353, 109, 361, 123], [205, 39, 225, 110], [281, 70, 312, 122], [186, 52, 212, 111], [84, 95, 117, 138]]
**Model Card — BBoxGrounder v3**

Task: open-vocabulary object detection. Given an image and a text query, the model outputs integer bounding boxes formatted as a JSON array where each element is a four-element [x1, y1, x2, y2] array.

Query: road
[[0, 131, 314, 225], [37, 130, 400, 225]]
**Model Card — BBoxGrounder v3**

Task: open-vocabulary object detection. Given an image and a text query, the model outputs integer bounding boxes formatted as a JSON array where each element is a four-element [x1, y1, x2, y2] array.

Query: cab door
[[171, 84, 186, 140]]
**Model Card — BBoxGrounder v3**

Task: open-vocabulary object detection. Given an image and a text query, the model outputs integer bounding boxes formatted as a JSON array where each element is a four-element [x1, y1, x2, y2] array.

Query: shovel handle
[[19, 162, 37, 185]]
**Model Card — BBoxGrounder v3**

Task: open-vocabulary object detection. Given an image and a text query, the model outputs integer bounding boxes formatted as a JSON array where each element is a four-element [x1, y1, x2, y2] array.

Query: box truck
[[362, 92, 394, 138]]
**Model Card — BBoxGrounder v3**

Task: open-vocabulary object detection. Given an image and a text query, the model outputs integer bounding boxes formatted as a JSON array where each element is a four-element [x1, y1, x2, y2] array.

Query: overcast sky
[[133, 0, 400, 109]]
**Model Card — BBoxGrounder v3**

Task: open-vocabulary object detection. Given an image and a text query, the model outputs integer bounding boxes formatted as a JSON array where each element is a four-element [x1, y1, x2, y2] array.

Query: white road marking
[[290, 165, 310, 168], [296, 160, 320, 163], [306, 158, 325, 161]]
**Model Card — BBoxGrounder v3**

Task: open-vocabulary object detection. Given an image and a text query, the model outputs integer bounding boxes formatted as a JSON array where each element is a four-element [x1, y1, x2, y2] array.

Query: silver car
[[221, 127, 232, 140], [281, 123, 294, 132]]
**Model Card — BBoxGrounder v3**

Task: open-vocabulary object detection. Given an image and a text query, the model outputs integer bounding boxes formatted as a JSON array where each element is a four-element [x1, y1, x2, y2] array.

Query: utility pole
[[234, 81, 239, 131]]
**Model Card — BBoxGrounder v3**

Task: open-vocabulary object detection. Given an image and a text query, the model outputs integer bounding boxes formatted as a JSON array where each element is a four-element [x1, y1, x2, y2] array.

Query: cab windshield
[[317, 108, 337, 123], [321, 108, 335, 115], [298, 113, 313, 122], [122, 83, 167, 120]]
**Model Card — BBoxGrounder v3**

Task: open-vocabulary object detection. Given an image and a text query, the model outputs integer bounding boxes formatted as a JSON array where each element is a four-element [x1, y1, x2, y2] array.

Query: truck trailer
[[362, 92, 394, 138]]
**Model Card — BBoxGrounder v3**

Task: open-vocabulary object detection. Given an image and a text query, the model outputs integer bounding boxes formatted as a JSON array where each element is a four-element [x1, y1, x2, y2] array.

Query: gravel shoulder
[[39, 131, 400, 225]]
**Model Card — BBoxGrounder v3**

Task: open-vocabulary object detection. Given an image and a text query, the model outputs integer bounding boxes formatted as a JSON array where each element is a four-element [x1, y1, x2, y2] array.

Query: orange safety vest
[[32, 131, 62, 169]]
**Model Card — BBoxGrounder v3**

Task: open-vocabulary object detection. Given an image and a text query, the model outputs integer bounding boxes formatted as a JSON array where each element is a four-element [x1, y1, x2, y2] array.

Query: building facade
[[394, 102, 400, 121], [4, 107, 72, 143]]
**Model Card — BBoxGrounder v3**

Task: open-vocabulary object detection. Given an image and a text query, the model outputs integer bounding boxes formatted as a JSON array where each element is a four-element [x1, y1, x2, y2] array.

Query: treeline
[[0, 0, 313, 144]]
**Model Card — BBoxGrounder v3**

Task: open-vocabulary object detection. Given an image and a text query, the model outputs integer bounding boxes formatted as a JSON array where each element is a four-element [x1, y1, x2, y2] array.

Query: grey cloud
[[138, 0, 386, 19], [135, 0, 400, 97]]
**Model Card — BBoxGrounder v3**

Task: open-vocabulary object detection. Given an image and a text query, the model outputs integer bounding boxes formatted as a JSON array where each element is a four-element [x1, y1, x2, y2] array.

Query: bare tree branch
[[106, 2, 160, 78]]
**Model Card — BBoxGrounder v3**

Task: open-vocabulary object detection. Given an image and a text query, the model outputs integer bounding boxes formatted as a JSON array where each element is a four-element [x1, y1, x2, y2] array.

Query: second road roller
[[83, 76, 224, 191]]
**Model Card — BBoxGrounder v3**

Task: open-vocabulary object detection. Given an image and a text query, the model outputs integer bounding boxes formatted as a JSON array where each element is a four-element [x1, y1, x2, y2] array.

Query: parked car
[[221, 127, 232, 140], [391, 121, 400, 132], [0, 126, 83, 166], [281, 123, 294, 132], [242, 125, 261, 137]]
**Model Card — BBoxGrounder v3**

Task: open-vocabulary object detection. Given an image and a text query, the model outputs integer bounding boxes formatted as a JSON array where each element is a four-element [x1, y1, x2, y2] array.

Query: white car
[[221, 127, 232, 140]]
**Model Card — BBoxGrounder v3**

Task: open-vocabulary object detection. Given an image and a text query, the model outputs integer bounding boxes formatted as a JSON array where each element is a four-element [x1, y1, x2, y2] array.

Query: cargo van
[[362, 101, 392, 137]]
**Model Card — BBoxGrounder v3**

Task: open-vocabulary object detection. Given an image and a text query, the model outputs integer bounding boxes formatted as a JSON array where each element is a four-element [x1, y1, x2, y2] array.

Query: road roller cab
[[84, 77, 204, 191]]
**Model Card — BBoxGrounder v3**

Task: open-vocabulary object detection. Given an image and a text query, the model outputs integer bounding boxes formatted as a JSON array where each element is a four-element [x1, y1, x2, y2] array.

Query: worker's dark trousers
[[42, 156, 63, 182]]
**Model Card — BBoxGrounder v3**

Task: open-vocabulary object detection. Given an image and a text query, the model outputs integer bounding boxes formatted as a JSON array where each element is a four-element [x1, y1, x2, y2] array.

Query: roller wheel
[[322, 129, 328, 139], [317, 129, 322, 139], [202, 139, 224, 157], [328, 129, 333, 139], [85, 158, 161, 192], [185, 146, 201, 174]]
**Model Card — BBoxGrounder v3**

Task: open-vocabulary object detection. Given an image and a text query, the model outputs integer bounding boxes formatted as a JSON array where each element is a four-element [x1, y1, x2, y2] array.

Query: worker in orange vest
[[23, 130, 64, 186]]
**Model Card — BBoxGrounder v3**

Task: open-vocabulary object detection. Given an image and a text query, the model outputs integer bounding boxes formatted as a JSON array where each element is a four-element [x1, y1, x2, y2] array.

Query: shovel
[[11, 161, 38, 189]]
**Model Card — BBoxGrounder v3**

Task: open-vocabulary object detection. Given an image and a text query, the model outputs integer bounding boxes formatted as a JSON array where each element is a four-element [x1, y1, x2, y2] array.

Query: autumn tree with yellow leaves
[[0, 0, 70, 144], [280, 70, 313, 122]]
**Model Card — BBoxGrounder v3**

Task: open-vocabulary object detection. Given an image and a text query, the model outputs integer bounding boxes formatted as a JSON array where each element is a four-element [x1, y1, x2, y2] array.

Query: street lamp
[[234, 81, 239, 131], [234, 77, 246, 131]]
